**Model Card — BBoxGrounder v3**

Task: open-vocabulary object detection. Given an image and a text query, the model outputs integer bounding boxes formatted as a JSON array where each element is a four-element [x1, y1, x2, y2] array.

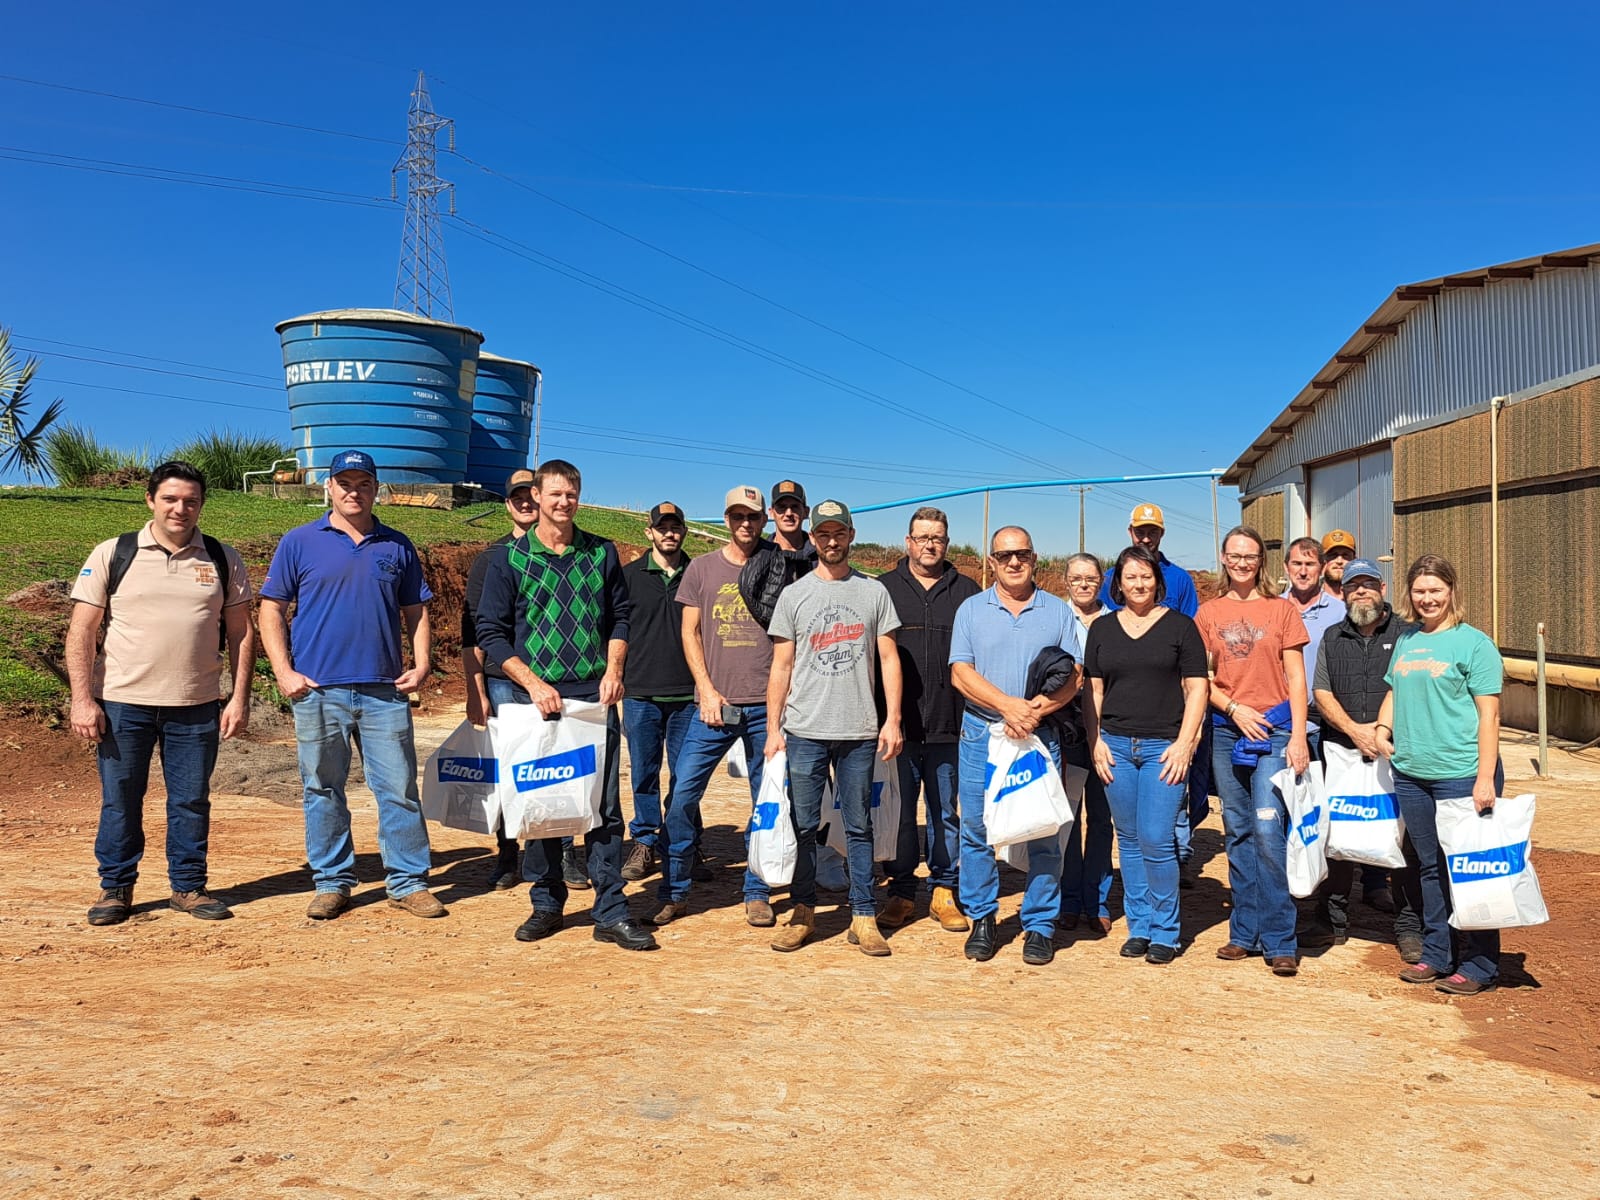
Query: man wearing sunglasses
[[738, 479, 817, 628], [950, 527, 1083, 966]]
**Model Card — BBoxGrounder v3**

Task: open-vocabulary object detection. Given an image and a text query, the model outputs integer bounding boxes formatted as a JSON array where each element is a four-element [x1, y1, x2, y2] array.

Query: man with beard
[[738, 479, 816, 628], [1320, 530, 1358, 600], [1281, 537, 1345, 758], [1307, 558, 1421, 957]]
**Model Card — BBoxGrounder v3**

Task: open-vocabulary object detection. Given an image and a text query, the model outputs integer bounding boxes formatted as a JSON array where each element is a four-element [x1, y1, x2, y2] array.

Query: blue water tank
[[275, 308, 486, 484], [467, 352, 539, 487]]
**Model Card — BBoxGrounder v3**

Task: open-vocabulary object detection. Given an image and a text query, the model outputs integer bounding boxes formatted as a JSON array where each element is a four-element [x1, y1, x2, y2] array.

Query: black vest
[[1320, 606, 1417, 749]]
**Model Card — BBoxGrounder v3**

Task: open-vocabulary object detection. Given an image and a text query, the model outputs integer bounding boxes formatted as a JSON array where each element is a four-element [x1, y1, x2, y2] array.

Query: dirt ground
[[3, 715, 1598, 1200]]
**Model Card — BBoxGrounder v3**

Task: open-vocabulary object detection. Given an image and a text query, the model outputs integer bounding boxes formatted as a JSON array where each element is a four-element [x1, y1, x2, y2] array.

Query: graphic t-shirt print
[[711, 581, 759, 650], [1215, 617, 1267, 661], [804, 603, 869, 676], [1391, 650, 1452, 680]]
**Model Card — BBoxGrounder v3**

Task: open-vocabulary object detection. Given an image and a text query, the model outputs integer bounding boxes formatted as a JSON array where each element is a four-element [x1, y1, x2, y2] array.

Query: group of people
[[68, 455, 1510, 993]]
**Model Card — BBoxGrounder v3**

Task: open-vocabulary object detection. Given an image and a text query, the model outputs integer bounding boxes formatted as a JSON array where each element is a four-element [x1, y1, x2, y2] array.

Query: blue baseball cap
[[1341, 557, 1384, 586], [329, 449, 378, 479]]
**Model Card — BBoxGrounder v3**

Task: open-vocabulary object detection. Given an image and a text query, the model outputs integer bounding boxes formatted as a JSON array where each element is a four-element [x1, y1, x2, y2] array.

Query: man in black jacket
[[737, 479, 816, 628], [1308, 557, 1423, 960], [877, 507, 980, 932], [619, 502, 696, 882]]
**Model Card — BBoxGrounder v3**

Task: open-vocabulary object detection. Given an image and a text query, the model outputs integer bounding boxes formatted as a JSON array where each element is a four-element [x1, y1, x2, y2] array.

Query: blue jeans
[[1395, 763, 1505, 984], [887, 741, 960, 898], [94, 700, 220, 892], [292, 685, 432, 899], [957, 711, 1064, 934], [1100, 733, 1185, 947], [1212, 723, 1296, 958], [485, 676, 553, 855], [787, 735, 878, 914], [1060, 738, 1114, 919], [659, 707, 768, 903], [1176, 721, 1212, 865], [621, 698, 695, 847]]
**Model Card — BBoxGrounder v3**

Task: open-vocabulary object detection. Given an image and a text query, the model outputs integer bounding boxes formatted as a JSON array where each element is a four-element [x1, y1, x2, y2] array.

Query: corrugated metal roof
[[274, 308, 486, 342], [1223, 243, 1600, 486]]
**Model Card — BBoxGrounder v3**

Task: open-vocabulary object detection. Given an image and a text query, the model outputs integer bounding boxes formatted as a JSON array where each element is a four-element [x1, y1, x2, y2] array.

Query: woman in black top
[[1084, 546, 1209, 963]]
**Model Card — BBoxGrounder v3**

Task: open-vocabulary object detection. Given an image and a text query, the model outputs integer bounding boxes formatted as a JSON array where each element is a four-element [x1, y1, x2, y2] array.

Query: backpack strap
[[104, 531, 140, 602], [200, 534, 232, 652]]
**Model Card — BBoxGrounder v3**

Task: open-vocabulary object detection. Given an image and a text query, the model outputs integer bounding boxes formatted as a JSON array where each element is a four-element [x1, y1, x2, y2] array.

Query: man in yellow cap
[[1320, 530, 1357, 601]]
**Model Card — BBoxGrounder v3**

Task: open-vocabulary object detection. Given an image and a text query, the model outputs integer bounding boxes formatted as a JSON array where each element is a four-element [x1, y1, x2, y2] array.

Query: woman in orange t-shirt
[[1195, 526, 1310, 978]]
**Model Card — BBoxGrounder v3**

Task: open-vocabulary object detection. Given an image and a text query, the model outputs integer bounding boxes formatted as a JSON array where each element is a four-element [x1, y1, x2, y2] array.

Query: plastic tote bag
[[748, 751, 797, 887], [1272, 761, 1328, 898], [999, 764, 1087, 872], [490, 700, 608, 840], [984, 725, 1074, 849], [726, 738, 749, 779], [421, 719, 502, 835], [1436, 793, 1550, 930], [1322, 742, 1407, 869], [821, 755, 903, 861]]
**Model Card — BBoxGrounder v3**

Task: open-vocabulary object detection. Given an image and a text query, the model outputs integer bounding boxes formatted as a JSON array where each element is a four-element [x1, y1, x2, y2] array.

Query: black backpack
[[105, 531, 233, 650]]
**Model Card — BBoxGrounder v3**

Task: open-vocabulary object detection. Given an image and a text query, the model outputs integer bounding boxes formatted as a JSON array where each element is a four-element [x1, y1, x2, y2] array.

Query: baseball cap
[[1322, 529, 1358, 555], [724, 485, 765, 513], [1129, 502, 1164, 529], [504, 468, 536, 495], [649, 501, 686, 527], [1341, 557, 1384, 586], [329, 450, 378, 479], [811, 499, 853, 530], [771, 479, 807, 507]]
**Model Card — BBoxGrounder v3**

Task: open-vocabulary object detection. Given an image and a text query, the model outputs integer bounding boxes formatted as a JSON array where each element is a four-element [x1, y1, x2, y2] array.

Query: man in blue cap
[[259, 450, 443, 921]]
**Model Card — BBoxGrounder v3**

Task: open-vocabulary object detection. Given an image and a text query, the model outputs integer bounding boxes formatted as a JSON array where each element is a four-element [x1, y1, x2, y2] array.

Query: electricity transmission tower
[[392, 71, 455, 320]]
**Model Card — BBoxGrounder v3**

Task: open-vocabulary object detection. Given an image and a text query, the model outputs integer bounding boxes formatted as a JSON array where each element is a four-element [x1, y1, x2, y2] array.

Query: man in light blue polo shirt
[[1281, 536, 1346, 757], [259, 450, 442, 921], [950, 525, 1082, 966]]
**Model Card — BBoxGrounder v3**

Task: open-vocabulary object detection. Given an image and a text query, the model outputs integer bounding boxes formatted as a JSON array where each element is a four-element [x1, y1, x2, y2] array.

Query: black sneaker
[[562, 845, 592, 890], [514, 910, 564, 942], [1120, 937, 1151, 958]]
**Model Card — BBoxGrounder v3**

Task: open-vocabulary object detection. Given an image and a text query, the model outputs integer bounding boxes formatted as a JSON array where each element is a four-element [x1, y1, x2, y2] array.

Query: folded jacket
[[1213, 698, 1293, 767]]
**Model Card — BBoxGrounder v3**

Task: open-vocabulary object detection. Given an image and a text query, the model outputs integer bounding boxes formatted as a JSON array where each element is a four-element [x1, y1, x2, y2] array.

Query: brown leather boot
[[930, 886, 970, 932], [770, 904, 815, 952], [847, 914, 892, 957], [877, 895, 915, 928]]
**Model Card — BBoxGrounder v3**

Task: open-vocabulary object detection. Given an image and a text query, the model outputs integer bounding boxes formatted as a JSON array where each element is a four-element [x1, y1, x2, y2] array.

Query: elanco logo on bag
[[985, 750, 1051, 802], [437, 756, 499, 784], [1295, 805, 1322, 844], [1328, 793, 1399, 821], [511, 745, 597, 792], [1448, 841, 1530, 882]]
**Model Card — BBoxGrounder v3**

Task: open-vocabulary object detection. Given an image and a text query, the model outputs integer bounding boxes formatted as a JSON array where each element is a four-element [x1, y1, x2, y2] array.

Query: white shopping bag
[[421, 719, 502, 835], [748, 751, 797, 886], [821, 755, 902, 861], [1322, 742, 1407, 869], [999, 764, 1086, 872], [1273, 761, 1328, 898], [1437, 793, 1550, 930], [726, 738, 749, 779], [490, 700, 608, 840], [984, 726, 1074, 849]]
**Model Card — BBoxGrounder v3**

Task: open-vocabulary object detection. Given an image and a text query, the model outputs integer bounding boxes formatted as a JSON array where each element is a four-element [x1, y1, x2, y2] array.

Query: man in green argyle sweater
[[477, 459, 657, 951]]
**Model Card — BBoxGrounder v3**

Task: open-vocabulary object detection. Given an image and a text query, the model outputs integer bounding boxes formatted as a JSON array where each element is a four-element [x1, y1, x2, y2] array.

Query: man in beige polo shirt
[[66, 461, 254, 925]]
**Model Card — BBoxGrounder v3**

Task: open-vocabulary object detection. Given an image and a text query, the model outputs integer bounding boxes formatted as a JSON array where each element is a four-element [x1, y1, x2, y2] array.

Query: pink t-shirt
[[1196, 594, 1309, 714]]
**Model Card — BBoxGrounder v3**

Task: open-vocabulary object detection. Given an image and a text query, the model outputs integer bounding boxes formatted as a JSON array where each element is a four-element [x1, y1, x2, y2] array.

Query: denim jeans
[[787, 735, 878, 914], [886, 741, 961, 898], [957, 711, 1064, 934], [621, 698, 695, 848], [1323, 854, 1421, 937], [94, 700, 220, 892], [1100, 733, 1185, 947], [1060, 738, 1114, 920], [1394, 763, 1505, 984], [1212, 722, 1296, 958], [658, 707, 768, 903], [292, 685, 432, 899]]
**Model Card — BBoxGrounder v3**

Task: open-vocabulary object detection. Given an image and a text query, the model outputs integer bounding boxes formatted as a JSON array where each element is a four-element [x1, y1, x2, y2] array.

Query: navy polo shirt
[[260, 513, 433, 686]]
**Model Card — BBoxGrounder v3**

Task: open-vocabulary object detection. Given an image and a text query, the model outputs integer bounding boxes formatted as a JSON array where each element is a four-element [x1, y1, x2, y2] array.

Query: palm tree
[[0, 327, 65, 479]]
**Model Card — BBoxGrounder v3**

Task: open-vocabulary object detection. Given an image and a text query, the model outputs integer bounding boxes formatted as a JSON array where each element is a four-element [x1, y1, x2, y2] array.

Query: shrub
[[42, 422, 154, 486], [167, 429, 293, 492]]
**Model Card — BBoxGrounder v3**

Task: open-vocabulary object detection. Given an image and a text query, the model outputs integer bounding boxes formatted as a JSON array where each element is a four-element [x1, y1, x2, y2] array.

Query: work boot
[[744, 899, 775, 927], [169, 888, 232, 921], [770, 904, 815, 952], [1396, 934, 1425, 965], [930, 886, 970, 932], [621, 841, 656, 882], [491, 843, 521, 891], [964, 914, 998, 961], [87, 886, 133, 927], [847, 914, 892, 957], [389, 889, 447, 918], [306, 891, 349, 921], [877, 896, 915, 929], [562, 843, 592, 889]]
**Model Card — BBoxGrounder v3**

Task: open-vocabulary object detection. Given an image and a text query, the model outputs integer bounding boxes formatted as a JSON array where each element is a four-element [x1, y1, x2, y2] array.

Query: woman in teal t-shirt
[[1375, 554, 1504, 996]]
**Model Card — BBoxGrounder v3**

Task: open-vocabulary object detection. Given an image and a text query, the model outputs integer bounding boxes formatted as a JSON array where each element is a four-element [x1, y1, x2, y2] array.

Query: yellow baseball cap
[[1321, 529, 1357, 554], [1129, 503, 1165, 530]]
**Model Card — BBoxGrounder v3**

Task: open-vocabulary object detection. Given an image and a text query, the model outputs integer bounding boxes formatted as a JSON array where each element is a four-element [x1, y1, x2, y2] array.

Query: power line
[[14, 345, 282, 392], [41, 377, 283, 414], [13, 335, 281, 382]]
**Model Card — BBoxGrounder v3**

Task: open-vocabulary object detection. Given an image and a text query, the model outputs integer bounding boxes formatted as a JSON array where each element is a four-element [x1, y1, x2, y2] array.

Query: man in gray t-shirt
[[765, 500, 903, 956]]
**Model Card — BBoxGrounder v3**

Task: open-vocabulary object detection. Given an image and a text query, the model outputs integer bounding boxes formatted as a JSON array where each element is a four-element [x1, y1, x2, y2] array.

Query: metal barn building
[[1223, 242, 1600, 738]]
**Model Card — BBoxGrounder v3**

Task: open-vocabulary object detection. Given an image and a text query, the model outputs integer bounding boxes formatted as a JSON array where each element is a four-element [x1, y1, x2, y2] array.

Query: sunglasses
[[991, 550, 1035, 564]]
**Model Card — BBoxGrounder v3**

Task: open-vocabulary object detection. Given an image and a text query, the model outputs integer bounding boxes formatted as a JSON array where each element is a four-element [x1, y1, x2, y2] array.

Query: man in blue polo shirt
[[1281, 536, 1346, 758], [950, 525, 1082, 966], [259, 450, 443, 921]]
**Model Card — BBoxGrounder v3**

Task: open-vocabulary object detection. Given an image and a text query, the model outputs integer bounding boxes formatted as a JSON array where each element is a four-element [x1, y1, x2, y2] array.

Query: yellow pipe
[[1503, 656, 1600, 694]]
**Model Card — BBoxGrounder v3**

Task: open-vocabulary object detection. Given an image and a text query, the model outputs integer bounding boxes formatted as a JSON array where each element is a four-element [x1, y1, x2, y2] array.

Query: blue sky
[[7, 2, 1599, 565]]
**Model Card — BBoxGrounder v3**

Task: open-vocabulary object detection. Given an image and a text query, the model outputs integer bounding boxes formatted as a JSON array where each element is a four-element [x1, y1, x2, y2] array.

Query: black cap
[[649, 501, 686, 527], [771, 479, 807, 507]]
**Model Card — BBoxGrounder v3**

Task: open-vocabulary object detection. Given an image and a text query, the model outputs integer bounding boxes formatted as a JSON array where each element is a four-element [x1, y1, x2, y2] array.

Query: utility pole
[[392, 71, 456, 320], [1070, 485, 1091, 553]]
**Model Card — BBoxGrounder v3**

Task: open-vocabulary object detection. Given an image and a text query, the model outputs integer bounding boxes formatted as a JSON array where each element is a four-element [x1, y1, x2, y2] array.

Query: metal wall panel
[[1309, 448, 1394, 584], [1241, 266, 1600, 491]]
